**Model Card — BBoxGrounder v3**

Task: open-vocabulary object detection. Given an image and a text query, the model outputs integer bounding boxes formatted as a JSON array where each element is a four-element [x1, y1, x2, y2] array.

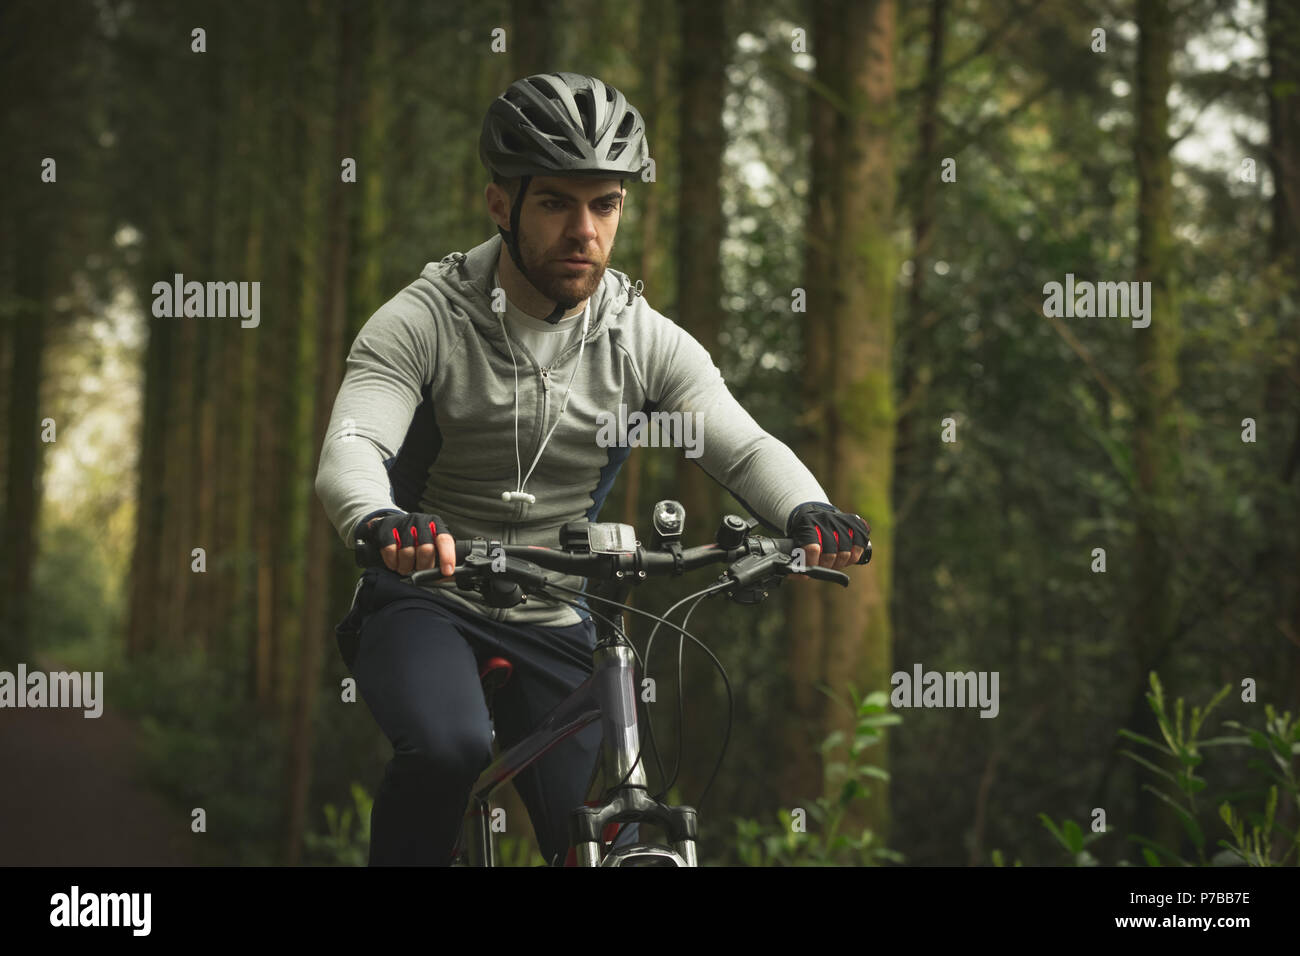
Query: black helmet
[[480, 73, 649, 322], [480, 72, 649, 179]]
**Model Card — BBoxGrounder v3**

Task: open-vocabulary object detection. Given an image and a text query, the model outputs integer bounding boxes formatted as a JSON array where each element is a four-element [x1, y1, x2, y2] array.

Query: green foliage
[[29, 515, 124, 661], [496, 833, 547, 867], [116, 650, 286, 865], [729, 688, 904, 866], [1033, 672, 1299, 867], [1036, 813, 1108, 866], [1115, 672, 1232, 865], [1215, 704, 1300, 866], [304, 782, 373, 867]]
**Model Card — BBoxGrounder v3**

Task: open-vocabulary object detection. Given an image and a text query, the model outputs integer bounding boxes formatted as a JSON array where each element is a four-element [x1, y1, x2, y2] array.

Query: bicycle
[[353, 500, 867, 866]]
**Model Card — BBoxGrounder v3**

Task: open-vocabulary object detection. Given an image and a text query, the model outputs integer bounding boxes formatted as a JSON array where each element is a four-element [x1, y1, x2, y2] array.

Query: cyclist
[[315, 71, 870, 866]]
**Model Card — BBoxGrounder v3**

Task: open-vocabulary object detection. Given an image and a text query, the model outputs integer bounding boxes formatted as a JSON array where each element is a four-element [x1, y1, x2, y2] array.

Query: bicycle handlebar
[[404, 528, 848, 600], [353, 511, 862, 606]]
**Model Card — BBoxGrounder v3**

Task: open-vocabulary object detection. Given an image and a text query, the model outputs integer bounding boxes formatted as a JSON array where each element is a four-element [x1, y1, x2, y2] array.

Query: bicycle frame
[[453, 575, 699, 867]]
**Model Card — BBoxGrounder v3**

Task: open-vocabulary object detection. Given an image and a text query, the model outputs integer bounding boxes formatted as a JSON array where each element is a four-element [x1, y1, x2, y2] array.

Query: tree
[[785, 0, 897, 838]]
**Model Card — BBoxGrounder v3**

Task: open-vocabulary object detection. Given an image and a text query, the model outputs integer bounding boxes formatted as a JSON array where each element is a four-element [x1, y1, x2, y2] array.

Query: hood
[[429, 233, 640, 358]]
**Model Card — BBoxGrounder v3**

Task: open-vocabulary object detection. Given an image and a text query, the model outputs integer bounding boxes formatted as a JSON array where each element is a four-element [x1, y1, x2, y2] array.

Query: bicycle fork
[[569, 640, 700, 866]]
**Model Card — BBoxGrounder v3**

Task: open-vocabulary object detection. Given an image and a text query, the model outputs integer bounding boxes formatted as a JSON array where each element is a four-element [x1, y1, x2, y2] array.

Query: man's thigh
[[352, 597, 491, 766], [484, 615, 626, 864]]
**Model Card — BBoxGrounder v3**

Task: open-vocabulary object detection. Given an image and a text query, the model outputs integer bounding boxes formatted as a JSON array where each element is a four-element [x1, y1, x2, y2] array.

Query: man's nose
[[566, 206, 599, 242]]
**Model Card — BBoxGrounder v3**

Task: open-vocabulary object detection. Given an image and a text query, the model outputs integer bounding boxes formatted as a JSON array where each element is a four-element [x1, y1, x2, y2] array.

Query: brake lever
[[799, 565, 851, 587], [723, 552, 851, 604], [410, 554, 553, 609]]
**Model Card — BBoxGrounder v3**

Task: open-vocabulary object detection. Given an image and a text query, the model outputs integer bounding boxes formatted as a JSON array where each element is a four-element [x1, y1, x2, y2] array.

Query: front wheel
[[598, 843, 694, 867]]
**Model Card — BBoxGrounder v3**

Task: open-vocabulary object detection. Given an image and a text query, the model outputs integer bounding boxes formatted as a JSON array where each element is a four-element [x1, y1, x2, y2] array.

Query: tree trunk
[[674, 0, 726, 532], [0, 218, 48, 661], [511, 0, 556, 77], [1131, 0, 1183, 851], [893, 0, 946, 514], [1265, 0, 1300, 858], [621, 0, 671, 528], [285, 1, 361, 865], [784, 0, 897, 841]]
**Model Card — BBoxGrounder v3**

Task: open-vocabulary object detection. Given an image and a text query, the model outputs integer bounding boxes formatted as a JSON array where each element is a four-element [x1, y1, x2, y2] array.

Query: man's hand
[[367, 512, 456, 577], [787, 503, 870, 572]]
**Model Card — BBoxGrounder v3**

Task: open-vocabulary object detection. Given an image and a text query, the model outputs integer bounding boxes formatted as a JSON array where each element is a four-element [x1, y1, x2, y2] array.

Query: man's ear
[[485, 183, 510, 231]]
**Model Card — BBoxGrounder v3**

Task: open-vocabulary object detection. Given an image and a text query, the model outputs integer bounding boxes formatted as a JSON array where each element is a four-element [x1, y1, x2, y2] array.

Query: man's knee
[[390, 725, 493, 786]]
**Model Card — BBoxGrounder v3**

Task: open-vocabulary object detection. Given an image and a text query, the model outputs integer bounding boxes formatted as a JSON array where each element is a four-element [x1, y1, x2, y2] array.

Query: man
[[314, 72, 870, 866]]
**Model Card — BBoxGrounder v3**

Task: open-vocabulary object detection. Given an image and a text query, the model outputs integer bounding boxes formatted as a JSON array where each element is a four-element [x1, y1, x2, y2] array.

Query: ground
[[0, 666, 197, 866]]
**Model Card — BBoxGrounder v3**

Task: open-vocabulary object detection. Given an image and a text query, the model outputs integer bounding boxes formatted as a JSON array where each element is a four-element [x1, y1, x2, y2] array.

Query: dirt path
[[0, 657, 198, 866]]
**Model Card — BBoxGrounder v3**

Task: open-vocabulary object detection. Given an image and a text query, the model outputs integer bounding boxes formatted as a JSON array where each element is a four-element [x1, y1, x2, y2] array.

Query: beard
[[517, 230, 612, 307]]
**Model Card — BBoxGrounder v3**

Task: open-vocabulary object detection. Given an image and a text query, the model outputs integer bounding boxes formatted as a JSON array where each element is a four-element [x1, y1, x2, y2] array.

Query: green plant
[[730, 686, 903, 866], [1216, 703, 1300, 866], [1037, 813, 1107, 865], [496, 833, 547, 867], [1117, 672, 1233, 865], [304, 782, 373, 866], [1031, 672, 1299, 867]]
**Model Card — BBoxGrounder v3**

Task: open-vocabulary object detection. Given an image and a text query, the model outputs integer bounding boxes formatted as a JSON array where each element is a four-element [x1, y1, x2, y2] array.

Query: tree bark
[[1131, 0, 1183, 850], [674, 0, 727, 532], [784, 0, 897, 841], [285, 1, 361, 865]]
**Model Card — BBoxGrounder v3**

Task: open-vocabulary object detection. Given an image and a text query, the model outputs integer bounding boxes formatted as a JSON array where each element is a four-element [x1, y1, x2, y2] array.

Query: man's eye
[[597, 202, 619, 213], [543, 200, 565, 210]]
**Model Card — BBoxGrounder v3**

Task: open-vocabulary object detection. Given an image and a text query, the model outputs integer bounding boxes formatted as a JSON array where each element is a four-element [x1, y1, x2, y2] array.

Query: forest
[[0, 0, 1296, 869]]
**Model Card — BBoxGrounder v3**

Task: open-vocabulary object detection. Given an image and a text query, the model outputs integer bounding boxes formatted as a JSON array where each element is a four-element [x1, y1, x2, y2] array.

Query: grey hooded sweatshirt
[[314, 233, 830, 626]]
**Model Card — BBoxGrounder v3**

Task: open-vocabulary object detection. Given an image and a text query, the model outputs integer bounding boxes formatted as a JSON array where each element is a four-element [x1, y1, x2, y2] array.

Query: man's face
[[500, 175, 625, 304]]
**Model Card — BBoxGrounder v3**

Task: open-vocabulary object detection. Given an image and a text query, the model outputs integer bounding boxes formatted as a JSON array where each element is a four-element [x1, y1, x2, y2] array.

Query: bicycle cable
[[545, 578, 737, 809], [642, 588, 731, 806], [541, 592, 658, 793], [652, 591, 710, 801]]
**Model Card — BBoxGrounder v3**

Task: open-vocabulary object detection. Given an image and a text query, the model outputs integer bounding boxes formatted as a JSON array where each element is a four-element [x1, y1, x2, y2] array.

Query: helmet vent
[[573, 89, 596, 137]]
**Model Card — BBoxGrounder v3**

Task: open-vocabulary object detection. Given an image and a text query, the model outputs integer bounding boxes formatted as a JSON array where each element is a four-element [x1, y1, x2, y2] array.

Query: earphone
[[498, 300, 589, 507]]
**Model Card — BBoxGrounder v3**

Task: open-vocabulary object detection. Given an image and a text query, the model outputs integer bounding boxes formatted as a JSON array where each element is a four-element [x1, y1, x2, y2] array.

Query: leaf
[[1141, 847, 1161, 867], [1062, 819, 1084, 855], [1196, 735, 1252, 748], [1190, 684, 1233, 740], [850, 733, 880, 756], [1038, 813, 1071, 853], [1120, 748, 1179, 787], [1141, 784, 1205, 848], [1175, 748, 1203, 769], [1118, 728, 1170, 754], [819, 730, 847, 754], [1128, 834, 1188, 866], [864, 713, 903, 727], [860, 690, 890, 710]]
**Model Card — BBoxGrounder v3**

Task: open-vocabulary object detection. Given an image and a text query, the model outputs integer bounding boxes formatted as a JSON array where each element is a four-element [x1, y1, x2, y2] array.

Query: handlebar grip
[[354, 534, 473, 570]]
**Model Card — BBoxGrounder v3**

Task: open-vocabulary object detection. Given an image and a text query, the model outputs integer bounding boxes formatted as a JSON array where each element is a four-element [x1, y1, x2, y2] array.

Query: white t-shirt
[[492, 267, 589, 368]]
